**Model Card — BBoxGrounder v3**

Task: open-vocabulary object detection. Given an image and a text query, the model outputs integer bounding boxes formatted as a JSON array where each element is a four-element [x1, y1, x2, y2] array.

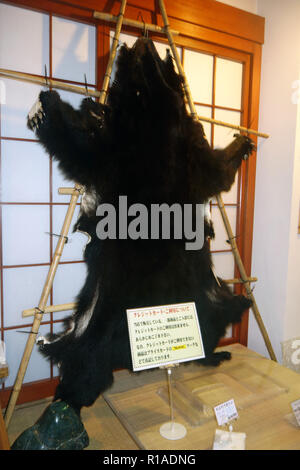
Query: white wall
[[285, 87, 300, 340], [216, 0, 257, 14], [249, 0, 300, 361], [217, 0, 300, 363]]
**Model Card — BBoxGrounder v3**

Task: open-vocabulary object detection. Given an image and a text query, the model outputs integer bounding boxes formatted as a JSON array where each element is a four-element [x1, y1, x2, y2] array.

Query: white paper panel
[[51, 262, 89, 375], [118, 32, 138, 48], [1, 78, 43, 139], [52, 160, 77, 203], [210, 205, 237, 252], [2, 265, 50, 327], [1, 140, 49, 202], [195, 104, 212, 145], [57, 89, 84, 109], [211, 251, 235, 280], [2, 205, 50, 266], [0, 4, 49, 75], [184, 50, 213, 105], [52, 16, 96, 84], [50, 90, 83, 202], [52, 262, 87, 321], [215, 57, 243, 109], [213, 109, 241, 148], [4, 324, 51, 387], [52, 205, 87, 262]]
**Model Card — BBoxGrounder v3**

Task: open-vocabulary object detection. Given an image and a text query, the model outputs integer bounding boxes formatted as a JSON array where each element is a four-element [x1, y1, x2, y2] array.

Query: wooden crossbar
[[93, 10, 179, 35], [0, 67, 269, 138], [21, 278, 258, 318]]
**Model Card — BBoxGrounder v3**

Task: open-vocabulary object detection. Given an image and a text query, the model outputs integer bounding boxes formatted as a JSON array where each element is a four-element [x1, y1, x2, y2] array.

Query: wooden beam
[[2, 0, 265, 44], [93, 11, 179, 35]]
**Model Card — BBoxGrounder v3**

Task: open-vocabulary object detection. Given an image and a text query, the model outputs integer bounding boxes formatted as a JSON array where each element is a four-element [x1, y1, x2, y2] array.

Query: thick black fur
[[27, 38, 254, 412]]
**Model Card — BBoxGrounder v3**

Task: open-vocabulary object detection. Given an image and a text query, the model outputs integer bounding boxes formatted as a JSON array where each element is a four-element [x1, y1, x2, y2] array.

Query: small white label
[[214, 399, 238, 426], [291, 399, 300, 426], [213, 429, 246, 450]]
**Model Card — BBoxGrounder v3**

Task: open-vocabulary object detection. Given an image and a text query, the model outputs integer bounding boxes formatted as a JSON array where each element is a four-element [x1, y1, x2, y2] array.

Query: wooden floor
[[4, 343, 300, 450]]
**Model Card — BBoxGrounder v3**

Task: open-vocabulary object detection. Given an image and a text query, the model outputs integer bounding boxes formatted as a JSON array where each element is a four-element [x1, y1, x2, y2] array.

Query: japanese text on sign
[[214, 399, 239, 426], [126, 302, 205, 371]]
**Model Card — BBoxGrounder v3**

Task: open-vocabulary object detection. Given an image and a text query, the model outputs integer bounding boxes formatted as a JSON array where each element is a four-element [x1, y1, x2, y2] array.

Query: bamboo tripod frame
[[4, 0, 275, 427]]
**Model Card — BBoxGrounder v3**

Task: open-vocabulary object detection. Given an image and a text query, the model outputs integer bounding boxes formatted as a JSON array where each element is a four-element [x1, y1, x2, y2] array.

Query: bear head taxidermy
[[27, 37, 254, 413]]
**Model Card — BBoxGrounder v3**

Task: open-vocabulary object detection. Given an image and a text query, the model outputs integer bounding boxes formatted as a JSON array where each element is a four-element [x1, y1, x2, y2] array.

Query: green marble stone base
[[11, 401, 89, 450]]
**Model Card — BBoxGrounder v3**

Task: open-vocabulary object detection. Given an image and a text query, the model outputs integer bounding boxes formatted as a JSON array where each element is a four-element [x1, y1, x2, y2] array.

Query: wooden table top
[[104, 343, 300, 450]]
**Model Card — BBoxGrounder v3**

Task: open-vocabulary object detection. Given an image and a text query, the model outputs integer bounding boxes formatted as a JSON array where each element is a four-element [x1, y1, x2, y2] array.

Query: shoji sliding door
[[0, 3, 96, 395]]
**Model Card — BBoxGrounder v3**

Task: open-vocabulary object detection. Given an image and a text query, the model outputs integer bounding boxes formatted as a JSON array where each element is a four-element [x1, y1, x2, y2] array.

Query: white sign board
[[126, 302, 205, 371], [214, 399, 239, 426]]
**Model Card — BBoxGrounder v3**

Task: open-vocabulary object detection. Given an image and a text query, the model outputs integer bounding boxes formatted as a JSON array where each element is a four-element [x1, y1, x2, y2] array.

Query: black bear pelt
[[27, 37, 254, 413]]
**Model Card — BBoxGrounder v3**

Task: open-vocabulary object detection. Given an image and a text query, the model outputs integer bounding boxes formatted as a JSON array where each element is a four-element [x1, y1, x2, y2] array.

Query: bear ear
[[165, 48, 173, 63]]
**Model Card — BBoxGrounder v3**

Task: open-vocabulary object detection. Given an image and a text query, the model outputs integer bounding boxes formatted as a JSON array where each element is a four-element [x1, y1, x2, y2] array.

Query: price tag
[[214, 399, 238, 426], [291, 399, 300, 426]]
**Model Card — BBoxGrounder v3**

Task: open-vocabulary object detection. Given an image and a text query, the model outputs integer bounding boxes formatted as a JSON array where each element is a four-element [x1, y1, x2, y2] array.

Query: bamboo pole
[[197, 115, 269, 139], [216, 196, 277, 361], [98, 1, 127, 105], [158, 0, 276, 361], [157, 0, 197, 120], [4, 0, 128, 428], [0, 69, 268, 138], [225, 277, 257, 285], [0, 68, 100, 98], [93, 11, 179, 35], [22, 303, 76, 318], [4, 184, 85, 426], [58, 187, 81, 195]]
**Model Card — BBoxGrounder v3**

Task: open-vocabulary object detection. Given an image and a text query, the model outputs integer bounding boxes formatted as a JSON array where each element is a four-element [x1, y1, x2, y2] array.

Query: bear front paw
[[27, 98, 45, 131], [233, 134, 256, 160]]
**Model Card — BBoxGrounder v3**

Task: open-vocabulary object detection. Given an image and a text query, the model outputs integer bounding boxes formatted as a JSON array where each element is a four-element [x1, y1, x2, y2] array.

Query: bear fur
[[27, 37, 254, 412]]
